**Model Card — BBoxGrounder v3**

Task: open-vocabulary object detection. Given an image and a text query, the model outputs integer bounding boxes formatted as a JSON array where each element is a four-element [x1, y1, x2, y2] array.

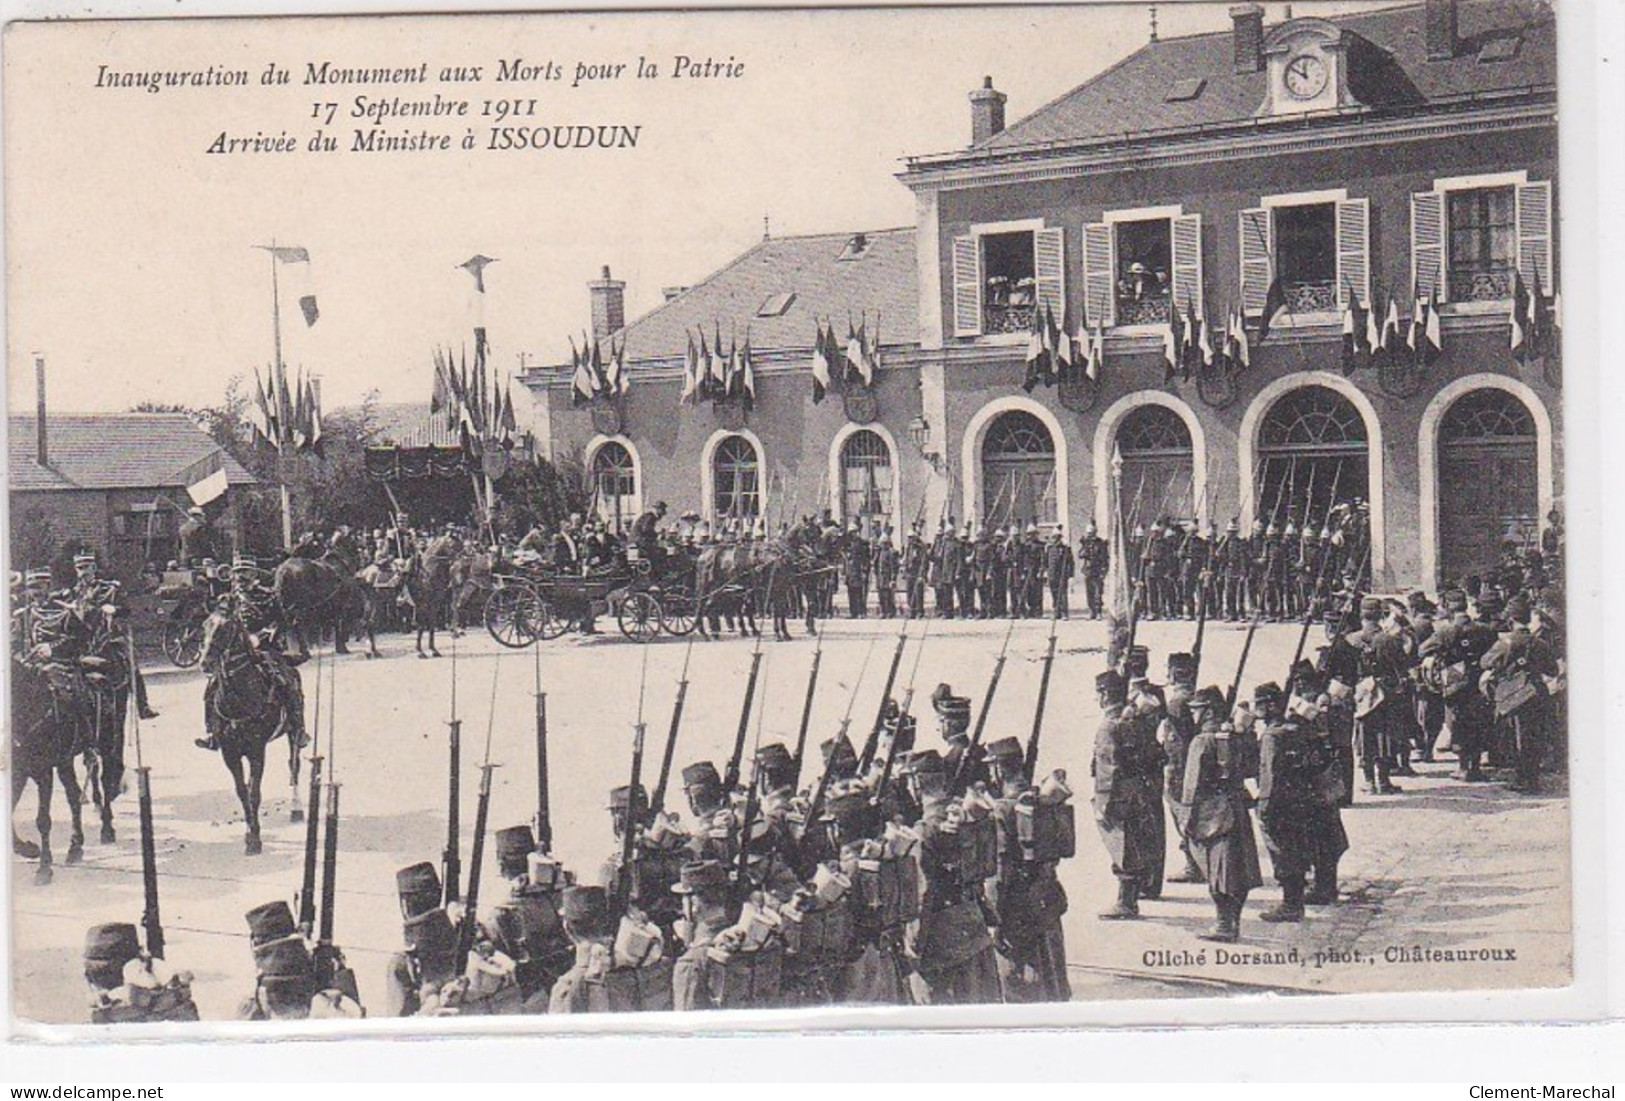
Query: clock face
[[1284, 53, 1329, 99]]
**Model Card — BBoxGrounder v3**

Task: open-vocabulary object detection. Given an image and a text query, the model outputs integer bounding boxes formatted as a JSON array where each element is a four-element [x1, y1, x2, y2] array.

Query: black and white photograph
[[3, 0, 1588, 1036]]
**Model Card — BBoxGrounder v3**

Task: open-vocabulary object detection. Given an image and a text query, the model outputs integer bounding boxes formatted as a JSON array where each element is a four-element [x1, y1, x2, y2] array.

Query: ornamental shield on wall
[[843, 387, 879, 425]]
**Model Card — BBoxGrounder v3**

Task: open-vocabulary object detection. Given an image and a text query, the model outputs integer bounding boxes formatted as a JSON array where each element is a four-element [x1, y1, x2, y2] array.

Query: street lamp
[[907, 414, 941, 471]]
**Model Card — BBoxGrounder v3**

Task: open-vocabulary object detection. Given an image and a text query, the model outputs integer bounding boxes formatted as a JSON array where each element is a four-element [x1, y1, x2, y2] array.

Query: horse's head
[[199, 604, 244, 668]]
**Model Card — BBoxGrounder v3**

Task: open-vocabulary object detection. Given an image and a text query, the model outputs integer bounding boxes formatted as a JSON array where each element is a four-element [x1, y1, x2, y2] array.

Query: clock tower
[[1259, 18, 1360, 116]]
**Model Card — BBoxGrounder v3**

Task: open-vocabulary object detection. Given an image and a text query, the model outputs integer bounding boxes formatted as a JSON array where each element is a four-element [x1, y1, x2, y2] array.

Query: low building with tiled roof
[[9, 412, 255, 578], [522, 0, 1560, 590]]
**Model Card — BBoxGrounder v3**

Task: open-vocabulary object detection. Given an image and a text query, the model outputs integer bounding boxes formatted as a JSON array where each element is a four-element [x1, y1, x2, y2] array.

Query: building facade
[[523, 0, 1559, 592]]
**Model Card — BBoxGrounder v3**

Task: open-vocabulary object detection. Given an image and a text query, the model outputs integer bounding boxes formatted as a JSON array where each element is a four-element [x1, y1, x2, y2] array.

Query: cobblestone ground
[[8, 614, 1571, 1024]]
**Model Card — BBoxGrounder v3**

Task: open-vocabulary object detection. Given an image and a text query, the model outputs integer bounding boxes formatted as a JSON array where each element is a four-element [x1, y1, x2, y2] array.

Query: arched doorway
[[981, 410, 1056, 530], [1256, 384, 1369, 531], [1117, 404, 1195, 525], [1438, 389, 1539, 585], [711, 433, 762, 522], [839, 428, 894, 535], [589, 440, 638, 533]]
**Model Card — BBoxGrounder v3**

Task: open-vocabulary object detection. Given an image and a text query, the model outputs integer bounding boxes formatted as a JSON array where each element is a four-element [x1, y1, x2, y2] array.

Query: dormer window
[[756, 291, 797, 317], [950, 221, 1065, 338]]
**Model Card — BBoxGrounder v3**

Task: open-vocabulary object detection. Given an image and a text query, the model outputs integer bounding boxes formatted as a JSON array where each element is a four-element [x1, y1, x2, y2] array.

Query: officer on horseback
[[194, 556, 308, 753], [67, 553, 158, 721]]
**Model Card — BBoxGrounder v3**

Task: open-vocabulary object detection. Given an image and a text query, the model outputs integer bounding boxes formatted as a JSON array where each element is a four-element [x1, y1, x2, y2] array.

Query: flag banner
[[460, 254, 496, 294], [846, 320, 868, 388], [1087, 323, 1104, 383], [1104, 445, 1134, 669], [740, 331, 756, 409], [681, 331, 699, 405], [307, 376, 324, 455], [1257, 277, 1286, 343], [186, 467, 230, 507], [810, 321, 831, 403], [268, 246, 310, 264], [1162, 315, 1180, 386], [1510, 269, 1530, 352], [297, 294, 319, 327]]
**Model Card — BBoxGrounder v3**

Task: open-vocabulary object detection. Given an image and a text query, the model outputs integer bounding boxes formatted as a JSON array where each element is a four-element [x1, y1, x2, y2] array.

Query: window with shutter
[[1334, 198, 1370, 312], [1083, 222, 1115, 328], [1034, 227, 1066, 322], [1411, 190, 1446, 302], [1171, 214, 1204, 317], [1239, 208, 1273, 316], [952, 235, 982, 337], [1516, 181, 1553, 293]]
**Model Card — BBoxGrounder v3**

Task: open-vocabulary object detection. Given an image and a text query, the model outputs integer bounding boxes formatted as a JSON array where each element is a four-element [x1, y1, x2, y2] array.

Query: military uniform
[[1092, 670, 1164, 920], [1480, 615, 1560, 793], [1044, 533, 1074, 619], [1021, 529, 1046, 617], [930, 529, 958, 619], [1346, 599, 1410, 795], [842, 527, 872, 618], [956, 525, 979, 618], [1079, 527, 1109, 619], [903, 532, 928, 618], [484, 826, 574, 1009], [1253, 683, 1347, 922], [989, 530, 1011, 617], [1181, 686, 1263, 943], [983, 737, 1071, 1003], [873, 533, 900, 618], [1160, 653, 1204, 885], [1217, 521, 1248, 621]]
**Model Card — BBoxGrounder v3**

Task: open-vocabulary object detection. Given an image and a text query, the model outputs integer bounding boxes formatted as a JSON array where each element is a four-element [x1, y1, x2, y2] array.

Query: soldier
[[974, 526, 996, 619], [69, 552, 159, 721], [873, 528, 899, 619], [195, 557, 307, 753], [1159, 652, 1204, 885], [931, 683, 984, 792], [1180, 685, 1263, 943], [984, 736, 1070, 1003], [1123, 646, 1168, 899], [1346, 596, 1410, 795], [1022, 524, 1047, 617], [1154, 523, 1182, 619], [1285, 665, 1351, 904], [1480, 599, 1561, 794], [1408, 592, 1444, 764], [930, 523, 958, 619], [1092, 670, 1163, 920], [1253, 682, 1319, 923], [903, 525, 928, 619], [669, 859, 738, 1010], [1316, 602, 1362, 805], [989, 528, 1010, 618], [842, 522, 871, 618], [1245, 519, 1268, 619], [547, 885, 617, 1014], [384, 863, 460, 1017], [1005, 526, 1027, 619], [901, 750, 1002, 1005], [956, 521, 979, 618], [1079, 521, 1109, 619], [821, 784, 910, 1005], [1425, 588, 1500, 782], [601, 783, 687, 938], [1044, 528, 1074, 619], [1216, 519, 1246, 621], [84, 921, 199, 1025], [483, 825, 574, 1009], [680, 761, 734, 864]]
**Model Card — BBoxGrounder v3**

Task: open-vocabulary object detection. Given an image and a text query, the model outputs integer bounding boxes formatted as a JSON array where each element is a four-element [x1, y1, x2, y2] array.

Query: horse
[[10, 655, 88, 885], [448, 544, 495, 636], [199, 606, 305, 855], [273, 548, 377, 658], [400, 534, 459, 658], [694, 543, 761, 640]]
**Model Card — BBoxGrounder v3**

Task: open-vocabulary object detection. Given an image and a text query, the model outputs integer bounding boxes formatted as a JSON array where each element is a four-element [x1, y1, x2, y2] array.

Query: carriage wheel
[[658, 592, 698, 636], [163, 609, 205, 668], [485, 585, 537, 649], [535, 599, 570, 641], [617, 591, 661, 643]]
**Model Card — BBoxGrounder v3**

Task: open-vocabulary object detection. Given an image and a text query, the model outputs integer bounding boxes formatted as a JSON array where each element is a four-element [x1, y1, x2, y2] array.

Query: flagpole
[[268, 244, 294, 552]]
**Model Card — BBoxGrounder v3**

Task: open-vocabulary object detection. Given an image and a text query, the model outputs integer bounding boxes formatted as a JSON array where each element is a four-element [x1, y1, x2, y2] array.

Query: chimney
[[588, 264, 625, 340], [1230, 4, 1265, 74], [969, 76, 1006, 145], [34, 354, 47, 467], [1425, 0, 1458, 61]]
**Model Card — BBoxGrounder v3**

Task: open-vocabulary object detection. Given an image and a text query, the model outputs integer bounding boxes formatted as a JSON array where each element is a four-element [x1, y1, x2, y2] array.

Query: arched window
[[1117, 404, 1194, 521], [1438, 389, 1538, 583], [1259, 385, 1368, 451], [712, 435, 761, 520], [590, 441, 637, 533], [840, 430, 893, 533], [1440, 389, 1537, 442], [982, 410, 1057, 529], [1256, 384, 1369, 536]]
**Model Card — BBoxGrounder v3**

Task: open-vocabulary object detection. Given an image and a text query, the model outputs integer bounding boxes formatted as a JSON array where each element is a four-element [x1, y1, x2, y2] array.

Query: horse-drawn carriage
[[153, 564, 231, 668], [484, 548, 699, 647]]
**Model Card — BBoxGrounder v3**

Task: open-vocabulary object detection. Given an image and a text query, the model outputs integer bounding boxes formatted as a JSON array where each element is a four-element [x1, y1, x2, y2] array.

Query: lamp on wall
[[907, 414, 942, 471]]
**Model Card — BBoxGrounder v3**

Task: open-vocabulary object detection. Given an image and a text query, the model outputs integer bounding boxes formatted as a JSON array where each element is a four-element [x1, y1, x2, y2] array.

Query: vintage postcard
[[3, 0, 1586, 1036]]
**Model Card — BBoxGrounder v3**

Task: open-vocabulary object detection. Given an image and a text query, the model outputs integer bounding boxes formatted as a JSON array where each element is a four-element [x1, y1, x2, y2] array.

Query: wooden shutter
[[1239, 207, 1272, 316], [1171, 214, 1204, 316], [951, 234, 982, 337], [1411, 190, 1446, 302], [1516, 181, 1553, 292], [1034, 227, 1066, 320], [1083, 222, 1115, 327], [1335, 197, 1370, 311]]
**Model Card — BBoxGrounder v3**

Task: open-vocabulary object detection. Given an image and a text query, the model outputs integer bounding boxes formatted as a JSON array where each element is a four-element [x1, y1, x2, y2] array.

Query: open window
[[1083, 209, 1202, 329], [1112, 219, 1172, 326], [1239, 194, 1368, 319], [950, 225, 1065, 338]]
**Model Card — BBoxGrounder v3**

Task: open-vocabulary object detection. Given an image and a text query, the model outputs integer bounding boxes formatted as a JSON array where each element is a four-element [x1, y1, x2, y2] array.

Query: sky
[[4, 1, 1405, 416]]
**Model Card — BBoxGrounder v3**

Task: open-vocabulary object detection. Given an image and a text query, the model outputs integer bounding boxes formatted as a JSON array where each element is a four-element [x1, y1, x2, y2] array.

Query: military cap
[[1441, 588, 1468, 613], [73, 552, 98, 568], [1505, 594, 1532, 623], [820, 733, 858, 772], [24, 568, 52, 587], [560, 885, 610, 927], [1290, 659, 1321, 691], [84, 922, 142, 967], [1167, 652, 1196, 677], [1476, 592, 1504, 617], [396, 862, 443, 919], [1189, 685, 1227, 713], [1085, 521, 1098, 536], [1360, 596, 1384, 618], [823, 789, 882, 838], [681, 761, 722, 789], [981, 736, 1025, 764], [1226, 518, 1240, 533], [245, 900, 298, 947], [495, 825, 537, 874], [1253, 682, 1285, 707], [1407, 590, 1437, 614], [755, 742, 793, 771], [1095, 669, 1127, 699], [608, 783, 649, 811], [671, 859, 731, 895], [252, 934, 314, 979]]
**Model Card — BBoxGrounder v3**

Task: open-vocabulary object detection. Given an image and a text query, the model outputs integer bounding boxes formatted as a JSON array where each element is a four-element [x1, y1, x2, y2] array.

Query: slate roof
[[365, 402, 463, 449], [579, 227, 918, 368], [9, 414, 256, 493], [966, 0, 1555, 156]]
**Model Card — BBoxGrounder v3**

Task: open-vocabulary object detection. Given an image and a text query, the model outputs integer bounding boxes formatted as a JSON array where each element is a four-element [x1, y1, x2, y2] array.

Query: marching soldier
[[873, 528, 900, 619], [1079, 521, 1109, 619], [903, 525, 928, 618], [1044, 528, 1074, 619], [547, 885, 617, 1014], [84, 922, 199, 1024], [984, 736, 1071, 1002], [931, 684, 984, 792], [484, 825, 574, 1009], [1480, 599, 1561, 794], [1092, 670, 1164, 920], [1253, 682, 1332, 923], [1347, 597, 1409, 796], [668, 858, 738, 1011], [1159, 652, 1204, 885], [1285, 665, 1351, 904], [1180, 685, 1263, 943], [384, 863, 460, 1017], [1316, 602, 1362, 805], [1123, 646, 1169, 898], [1424, 588, 1499, 782]]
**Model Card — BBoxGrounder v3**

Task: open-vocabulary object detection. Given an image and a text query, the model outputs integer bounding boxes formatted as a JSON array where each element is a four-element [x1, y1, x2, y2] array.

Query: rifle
[[722, 633, 765, 793], [1227, 609, 1264, 711], [804, 632, 878, 833], [297, 649, 324, 936], [456, 657, 503, 974], [1284, 487, 1344, 696], [648, 637, 695, 820], [875, 620, 931, 805], [312, 657, 354, 998], [443, 635, 463, 906], [952, 617, 1015, 795], [532, 640, 552, 852], [1191, 569, 1210, 684], [127, 630, 164, 959], [615, 646, 651, 915], [857, 624, 909, 773], [1022, 614, 1061, 779], [734, 656, 769, 905], [789, 627, 823, 789]]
